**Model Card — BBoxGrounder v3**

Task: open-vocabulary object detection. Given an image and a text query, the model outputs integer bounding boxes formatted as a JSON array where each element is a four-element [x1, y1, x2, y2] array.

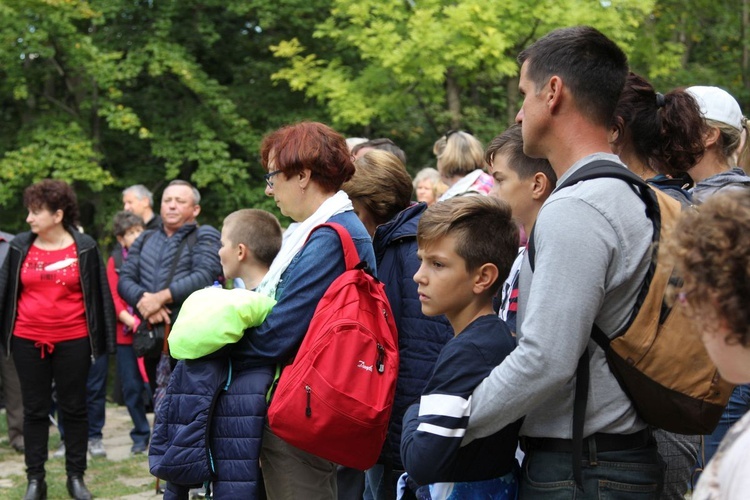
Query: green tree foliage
[[0, 0, 746, 242], [0, 0, 316, 237], [270, 0, 656, 169], [629, 0, 750, 108]]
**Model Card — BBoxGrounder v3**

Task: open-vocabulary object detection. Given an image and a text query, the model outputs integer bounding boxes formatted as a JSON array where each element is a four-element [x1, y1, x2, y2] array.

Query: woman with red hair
[[232, 122, 377, 499]]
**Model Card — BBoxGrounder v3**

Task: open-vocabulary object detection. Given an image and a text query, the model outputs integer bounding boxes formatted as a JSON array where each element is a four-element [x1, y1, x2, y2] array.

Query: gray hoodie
[[691, 167, 750, 204]]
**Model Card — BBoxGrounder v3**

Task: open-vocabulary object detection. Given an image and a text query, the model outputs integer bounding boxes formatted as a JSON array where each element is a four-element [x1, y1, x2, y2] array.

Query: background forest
[[1, 0, 748, 246]]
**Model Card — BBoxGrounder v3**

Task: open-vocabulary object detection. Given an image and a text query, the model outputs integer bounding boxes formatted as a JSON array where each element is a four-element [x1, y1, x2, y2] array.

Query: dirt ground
[[0, 405, 160, 499]]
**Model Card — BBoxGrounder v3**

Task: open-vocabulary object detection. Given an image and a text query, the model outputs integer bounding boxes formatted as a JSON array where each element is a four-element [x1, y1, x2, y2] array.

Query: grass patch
[[0, 407, 156, 498]]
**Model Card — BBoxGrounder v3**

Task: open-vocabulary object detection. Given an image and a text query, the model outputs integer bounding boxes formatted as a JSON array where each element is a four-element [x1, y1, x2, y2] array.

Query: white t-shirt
[[694, 410, 750, 499]]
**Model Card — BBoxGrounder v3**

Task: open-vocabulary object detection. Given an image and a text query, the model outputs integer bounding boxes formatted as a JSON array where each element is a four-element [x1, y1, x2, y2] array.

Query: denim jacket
[[232, 211, 375, 369]]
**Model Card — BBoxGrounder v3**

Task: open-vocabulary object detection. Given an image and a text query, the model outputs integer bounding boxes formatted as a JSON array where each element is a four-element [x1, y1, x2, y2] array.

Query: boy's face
[[219, 225, 241, 280], [118, 226, 144, 249], [414, 235, 476, 324], [489, 153, 532, 226]]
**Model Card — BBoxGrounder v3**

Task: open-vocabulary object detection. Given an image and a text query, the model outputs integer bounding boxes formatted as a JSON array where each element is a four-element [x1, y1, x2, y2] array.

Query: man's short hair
[[485, 124, 558, 185], [417, 196, 518, 295], [112, 211, 145, 237], [122, 184, 154, 208], [518, 26, 628, 127], [222, 209, 282, 268], [166, 180, 201, 205], [351, 138, 407, 165]]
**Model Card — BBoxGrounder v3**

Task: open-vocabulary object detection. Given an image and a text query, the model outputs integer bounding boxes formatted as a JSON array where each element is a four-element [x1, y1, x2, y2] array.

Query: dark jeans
[[116, 345, 150, 446], [13, 336, 90, 480], [521, 441, 664, 499], [57, 352, 108, 441], [702, 384, 750, 464]]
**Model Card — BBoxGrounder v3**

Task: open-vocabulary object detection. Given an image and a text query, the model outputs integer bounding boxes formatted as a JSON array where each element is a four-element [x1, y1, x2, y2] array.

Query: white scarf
[[256, 190, 353, 298]]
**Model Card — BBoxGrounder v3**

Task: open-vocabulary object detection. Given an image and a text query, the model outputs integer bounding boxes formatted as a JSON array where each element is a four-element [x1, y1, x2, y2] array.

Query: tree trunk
[[743, 0, 750, 99], [506, 75, 519, 127], [446, 70, 461, 130]]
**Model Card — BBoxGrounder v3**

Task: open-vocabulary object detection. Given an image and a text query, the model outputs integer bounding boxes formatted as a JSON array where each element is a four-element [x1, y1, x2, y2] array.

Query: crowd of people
[[0, 24, 749, 500]]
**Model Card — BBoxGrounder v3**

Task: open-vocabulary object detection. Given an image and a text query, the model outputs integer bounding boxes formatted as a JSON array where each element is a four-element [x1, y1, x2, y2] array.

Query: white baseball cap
[[686, 85, 743, 131]]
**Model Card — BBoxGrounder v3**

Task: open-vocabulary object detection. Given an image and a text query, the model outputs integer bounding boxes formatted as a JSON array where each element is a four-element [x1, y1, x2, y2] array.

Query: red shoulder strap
[[307, 222, 360, 270]]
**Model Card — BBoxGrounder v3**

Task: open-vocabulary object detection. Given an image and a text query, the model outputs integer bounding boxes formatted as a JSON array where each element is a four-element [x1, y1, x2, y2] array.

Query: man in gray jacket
[[0, 230, 24, 453], [463, 27, 664, 497]]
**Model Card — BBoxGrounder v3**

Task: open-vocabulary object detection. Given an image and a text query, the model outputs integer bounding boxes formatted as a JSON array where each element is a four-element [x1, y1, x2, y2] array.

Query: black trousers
[[13, 336, 90, 480]]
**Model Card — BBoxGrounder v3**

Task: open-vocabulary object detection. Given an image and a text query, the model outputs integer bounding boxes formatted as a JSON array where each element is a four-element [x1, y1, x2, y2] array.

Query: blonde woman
[[686, 86, 750, 203], [433, 130, 493, 200]]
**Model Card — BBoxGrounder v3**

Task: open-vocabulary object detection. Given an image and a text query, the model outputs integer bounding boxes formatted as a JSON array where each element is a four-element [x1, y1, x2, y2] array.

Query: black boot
[[66, 476, 92, 500], [23, 479, 47, 500]]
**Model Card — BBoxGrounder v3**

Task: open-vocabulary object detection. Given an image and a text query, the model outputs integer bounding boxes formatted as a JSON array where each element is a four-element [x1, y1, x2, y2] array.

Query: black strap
[[164, 226, 197, 290], [572, 350, 590, 489], [528, 159, 659, 271]]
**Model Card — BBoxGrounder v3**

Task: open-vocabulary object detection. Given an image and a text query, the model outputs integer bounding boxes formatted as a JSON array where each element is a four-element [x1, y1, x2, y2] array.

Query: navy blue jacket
[[150, 357, 273, 498], [232, 211, 375, 368], [401, 314, 521, 485], [117, 222, 221, 320], [374, 203, 453, 470]]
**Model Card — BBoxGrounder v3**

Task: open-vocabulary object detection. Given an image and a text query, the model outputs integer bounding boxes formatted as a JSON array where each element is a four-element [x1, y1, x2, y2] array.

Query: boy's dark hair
[[417, 196, 518, 296], [485, 124, 558, 185], [222, 209, 282, 268], [23, 179, 80, 228], [351, 138, 407, 165], [518, 26, 628, 127], [112, 211, 145, 237], [611, 73, 706, 177]]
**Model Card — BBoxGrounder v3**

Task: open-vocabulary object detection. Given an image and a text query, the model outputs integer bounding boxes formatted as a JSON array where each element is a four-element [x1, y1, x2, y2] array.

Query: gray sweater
[[465, 153, 653, 442]]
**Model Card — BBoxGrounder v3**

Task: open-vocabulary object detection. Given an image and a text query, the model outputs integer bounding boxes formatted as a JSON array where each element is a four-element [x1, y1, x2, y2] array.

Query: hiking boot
[[88, 438, 106, 458], [52, 443, 65, 459]]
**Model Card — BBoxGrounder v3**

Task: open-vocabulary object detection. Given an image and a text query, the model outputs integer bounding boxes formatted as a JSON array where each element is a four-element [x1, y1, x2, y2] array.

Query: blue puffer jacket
[[117, 223, 222, 319], [150, 357, 273, 498], [373, 203, 453, 470]]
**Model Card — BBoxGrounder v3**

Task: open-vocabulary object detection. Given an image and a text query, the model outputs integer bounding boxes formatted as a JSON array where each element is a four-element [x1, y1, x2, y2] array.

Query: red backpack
[[267, 223, 399, 470]]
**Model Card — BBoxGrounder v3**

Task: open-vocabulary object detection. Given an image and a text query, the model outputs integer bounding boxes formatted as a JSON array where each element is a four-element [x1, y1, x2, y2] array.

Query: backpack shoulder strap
[[528, 160, 659, 271], [306, 223, 361, 271]]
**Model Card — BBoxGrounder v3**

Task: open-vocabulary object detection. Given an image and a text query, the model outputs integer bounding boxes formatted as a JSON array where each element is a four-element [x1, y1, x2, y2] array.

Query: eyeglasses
[[264, 170, 281, 189]]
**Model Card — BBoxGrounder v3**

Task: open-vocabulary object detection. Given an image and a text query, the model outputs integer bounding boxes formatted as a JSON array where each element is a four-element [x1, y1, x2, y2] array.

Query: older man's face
[[161, 185, 199, 233]]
